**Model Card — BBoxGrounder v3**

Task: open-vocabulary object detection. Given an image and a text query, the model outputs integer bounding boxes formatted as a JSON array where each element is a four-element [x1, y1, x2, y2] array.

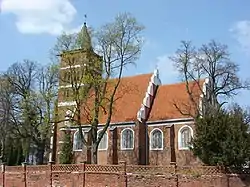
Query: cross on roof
[[84, 14, 87, 24]]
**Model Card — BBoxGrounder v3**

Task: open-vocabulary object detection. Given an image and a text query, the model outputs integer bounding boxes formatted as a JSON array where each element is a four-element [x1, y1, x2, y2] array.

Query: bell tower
[[54, 19, 102, 163]]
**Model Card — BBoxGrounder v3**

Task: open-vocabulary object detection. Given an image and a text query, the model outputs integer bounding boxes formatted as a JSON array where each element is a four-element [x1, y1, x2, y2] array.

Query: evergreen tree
[[59, 132, 73, 164], [192, 105, 250, 168]]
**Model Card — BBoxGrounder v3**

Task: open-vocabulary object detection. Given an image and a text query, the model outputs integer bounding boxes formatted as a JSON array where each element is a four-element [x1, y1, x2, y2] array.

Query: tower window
[[63, 89, 70, 98]]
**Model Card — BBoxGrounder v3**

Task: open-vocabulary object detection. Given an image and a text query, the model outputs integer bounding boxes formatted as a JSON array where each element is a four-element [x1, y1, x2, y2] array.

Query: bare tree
[[5, 60, 38, 162], [89, 12, 144, 163], [35, 63, 59, 163], [54, 12, 144, 163], [170, 40, 249, 117], [5, 60, 58, 164], [49, 32, 80, 64], [0, 75, 15, 163]]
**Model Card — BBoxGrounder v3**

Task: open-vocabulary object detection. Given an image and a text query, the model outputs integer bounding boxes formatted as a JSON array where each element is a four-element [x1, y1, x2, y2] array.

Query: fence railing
[[1, 162, 250, 187], [3, 163, 249, 175]]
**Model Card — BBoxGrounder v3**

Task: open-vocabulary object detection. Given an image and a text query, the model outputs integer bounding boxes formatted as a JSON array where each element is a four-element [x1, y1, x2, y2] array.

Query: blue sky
[[0, 0, 249, 106]]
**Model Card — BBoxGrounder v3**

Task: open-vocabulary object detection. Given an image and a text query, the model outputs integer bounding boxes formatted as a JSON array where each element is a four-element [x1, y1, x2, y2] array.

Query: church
[[54, 22, 208, 166]]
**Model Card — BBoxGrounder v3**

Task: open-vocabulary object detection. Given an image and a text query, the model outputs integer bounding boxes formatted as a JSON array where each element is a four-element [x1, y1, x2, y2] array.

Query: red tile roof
[[81, 73, 203, 124], [149, 80, 202, 121]]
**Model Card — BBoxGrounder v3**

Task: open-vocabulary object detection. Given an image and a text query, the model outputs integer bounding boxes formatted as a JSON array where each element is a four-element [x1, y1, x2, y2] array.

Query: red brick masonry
[[1, 162, 250, 187]]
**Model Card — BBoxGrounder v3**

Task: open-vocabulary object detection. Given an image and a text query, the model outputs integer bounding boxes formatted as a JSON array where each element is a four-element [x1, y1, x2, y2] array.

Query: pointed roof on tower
[[79, 15, 93, 51]]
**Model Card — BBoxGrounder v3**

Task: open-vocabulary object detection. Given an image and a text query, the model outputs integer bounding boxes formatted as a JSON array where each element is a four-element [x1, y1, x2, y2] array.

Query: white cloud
[[66, 24, 83, 35], [155, 54, 179, 84], [1, 0, 78, 35], [230, 20, 250, 54]]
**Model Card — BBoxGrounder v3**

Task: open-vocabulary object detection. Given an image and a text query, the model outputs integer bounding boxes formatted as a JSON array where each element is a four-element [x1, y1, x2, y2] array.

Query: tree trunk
[[0, 139, 5, 163], [23, 138, 30, 163], [35, 142, 45, 165], [91, 144, 98, 164]]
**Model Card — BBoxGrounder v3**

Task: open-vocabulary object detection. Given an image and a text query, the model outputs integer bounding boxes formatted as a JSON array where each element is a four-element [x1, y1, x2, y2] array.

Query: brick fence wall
[[0, 162, 249, 187]]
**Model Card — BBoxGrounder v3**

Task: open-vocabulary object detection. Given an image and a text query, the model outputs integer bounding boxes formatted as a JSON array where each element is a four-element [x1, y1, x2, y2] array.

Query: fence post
[[22, 162, 27, 187], [1, 163, 5, 187], [49, 161, 54, 187], [119, 161, 127, 187], [81, 161, 86, 187]]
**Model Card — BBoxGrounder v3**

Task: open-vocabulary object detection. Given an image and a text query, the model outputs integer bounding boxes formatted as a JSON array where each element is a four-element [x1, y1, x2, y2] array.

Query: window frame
[[150, 128, 164, 150], [120, 128, 134, 150], [97, 130, 108, 151], [73, 130, 85, 152], [178, 125, 193, 150]]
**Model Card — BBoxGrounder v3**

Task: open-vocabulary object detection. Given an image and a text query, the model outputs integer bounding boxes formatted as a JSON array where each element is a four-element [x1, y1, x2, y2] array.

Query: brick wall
[[147, 125, 171, 165], [174, 124, 200, 166], [0, 163, 250, 187], [62, 123, 202, 166], [105, 123, 198, 166]]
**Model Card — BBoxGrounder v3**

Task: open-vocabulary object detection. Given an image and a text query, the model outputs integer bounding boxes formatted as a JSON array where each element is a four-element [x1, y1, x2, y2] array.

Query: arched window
[[178, 125, 193, 150], [97, 130, 108, 150], [150, 128, 163, 150], [73, 131, 84, 151], [121, 128, 134, 150]]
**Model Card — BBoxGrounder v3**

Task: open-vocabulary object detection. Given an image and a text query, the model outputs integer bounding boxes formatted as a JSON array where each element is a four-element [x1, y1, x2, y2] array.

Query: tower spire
[[80, 14, 93, 51], [84, 14, 87, 26]]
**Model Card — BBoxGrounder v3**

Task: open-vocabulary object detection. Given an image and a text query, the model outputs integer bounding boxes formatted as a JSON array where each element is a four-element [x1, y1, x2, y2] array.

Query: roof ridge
[[107, 73, 152, 82], [160, 79, 205, 87], [121, 73, 152, 78]]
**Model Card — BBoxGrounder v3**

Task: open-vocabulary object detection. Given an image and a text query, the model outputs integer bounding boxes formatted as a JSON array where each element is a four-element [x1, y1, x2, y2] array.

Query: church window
[[150, 128, 163, 150], [121, 128, 134, 150], [73, 130, 84, 151], [97, 130, 108, 150], [178, 125, 193, 150]]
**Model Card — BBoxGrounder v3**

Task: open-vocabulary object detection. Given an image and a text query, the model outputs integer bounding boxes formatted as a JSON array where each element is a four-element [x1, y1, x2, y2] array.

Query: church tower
[[55, 21, 102, 163]]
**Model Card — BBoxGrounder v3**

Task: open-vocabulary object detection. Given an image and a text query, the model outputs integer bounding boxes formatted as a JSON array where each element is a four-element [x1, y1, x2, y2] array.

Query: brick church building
[[54, 22, 208, 166]]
